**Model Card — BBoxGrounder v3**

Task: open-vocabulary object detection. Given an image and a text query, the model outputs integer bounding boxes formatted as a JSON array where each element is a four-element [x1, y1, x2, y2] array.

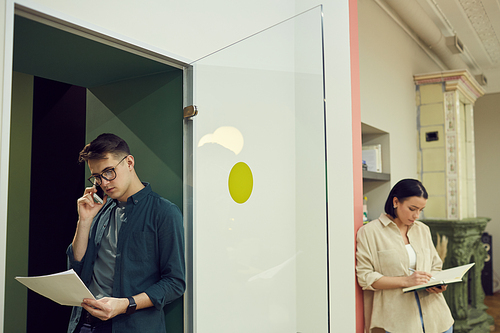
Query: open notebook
[[402, 263, 475, 293], [16, 269, 95, 306]]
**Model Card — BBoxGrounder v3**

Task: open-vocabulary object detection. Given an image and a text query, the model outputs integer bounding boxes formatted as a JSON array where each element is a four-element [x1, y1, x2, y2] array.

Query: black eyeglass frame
[[87, 155, 129, 186]]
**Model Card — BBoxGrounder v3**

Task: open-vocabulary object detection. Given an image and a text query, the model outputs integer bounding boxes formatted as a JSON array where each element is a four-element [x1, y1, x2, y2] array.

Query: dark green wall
[[86, 69, 184, 331], [5, 73, 87, 332], [86, 70, 183, 208], [9, 13, 185, 333], [5, 69, 184, 332], [5, 72, 33, 332], [27, 77, 86, 332], [14, 15, 176, 89]]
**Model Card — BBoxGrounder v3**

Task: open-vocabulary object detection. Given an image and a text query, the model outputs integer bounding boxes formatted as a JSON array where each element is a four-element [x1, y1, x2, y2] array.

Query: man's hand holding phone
[[93, 185, 104, 204], [77, 186, 107, 225], [73, 186, 107, 262]]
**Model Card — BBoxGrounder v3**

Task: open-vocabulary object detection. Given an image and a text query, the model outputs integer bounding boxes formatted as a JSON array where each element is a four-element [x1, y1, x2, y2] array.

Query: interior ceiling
[[414, 0, 500, 94], [16, 2, 500, 94], [13, 15, 179, 88]]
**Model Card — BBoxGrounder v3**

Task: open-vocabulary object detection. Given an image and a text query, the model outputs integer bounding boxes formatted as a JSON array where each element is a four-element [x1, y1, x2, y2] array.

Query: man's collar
[[109, 182, 151, 205], [127, 182, 151, 204]]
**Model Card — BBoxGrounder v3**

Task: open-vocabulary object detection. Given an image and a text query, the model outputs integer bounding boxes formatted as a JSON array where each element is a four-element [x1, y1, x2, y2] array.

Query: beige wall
[[358, 0, 442, 217], [358, 1, 498, 293], [474, 93, 500, 292]]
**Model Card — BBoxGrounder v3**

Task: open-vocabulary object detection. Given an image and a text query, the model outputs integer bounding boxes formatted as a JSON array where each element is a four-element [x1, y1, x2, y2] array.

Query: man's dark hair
[[384, 179, 428, 218], [79, 133, 130, 162]]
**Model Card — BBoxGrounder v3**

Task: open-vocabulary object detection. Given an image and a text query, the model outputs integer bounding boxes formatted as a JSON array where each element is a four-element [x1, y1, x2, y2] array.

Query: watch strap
[[126, 296, 137, 315]]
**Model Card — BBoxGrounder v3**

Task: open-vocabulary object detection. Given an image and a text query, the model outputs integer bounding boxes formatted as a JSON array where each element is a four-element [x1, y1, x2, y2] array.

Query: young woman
[[356, 179, 454, 333]]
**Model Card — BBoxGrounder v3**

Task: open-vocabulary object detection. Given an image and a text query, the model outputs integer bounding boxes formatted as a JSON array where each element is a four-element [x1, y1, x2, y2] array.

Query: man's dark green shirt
[[66, 183, 185, 333]]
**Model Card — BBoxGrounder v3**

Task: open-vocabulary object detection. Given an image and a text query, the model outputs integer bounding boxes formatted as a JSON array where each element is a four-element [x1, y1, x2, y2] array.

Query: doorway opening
[[6, 8, 186, 333]]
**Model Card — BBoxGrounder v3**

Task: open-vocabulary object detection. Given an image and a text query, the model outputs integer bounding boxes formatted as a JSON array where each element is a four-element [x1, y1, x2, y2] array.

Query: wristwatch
[[126, 296, 137, 315]]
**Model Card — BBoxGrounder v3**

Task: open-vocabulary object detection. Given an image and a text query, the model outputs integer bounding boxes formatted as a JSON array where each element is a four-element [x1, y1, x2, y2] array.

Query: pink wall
[[349, 0, 364, 331]]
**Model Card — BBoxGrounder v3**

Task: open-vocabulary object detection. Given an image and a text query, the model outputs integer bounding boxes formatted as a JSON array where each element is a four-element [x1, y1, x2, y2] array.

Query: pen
[[409, 268, 435, 280]]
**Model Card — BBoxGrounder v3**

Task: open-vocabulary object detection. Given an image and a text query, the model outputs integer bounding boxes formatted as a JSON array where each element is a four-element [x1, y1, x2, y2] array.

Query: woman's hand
[[406, 270, 432, 287], [427, 285, 447, 293]]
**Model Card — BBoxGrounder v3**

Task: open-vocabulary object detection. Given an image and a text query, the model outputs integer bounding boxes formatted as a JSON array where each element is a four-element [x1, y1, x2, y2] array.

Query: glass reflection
[[198, 126, 244, 155]]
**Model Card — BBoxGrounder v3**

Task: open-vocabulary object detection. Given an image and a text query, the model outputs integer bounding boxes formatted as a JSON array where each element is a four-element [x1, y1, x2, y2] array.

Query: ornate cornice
[[414, 70, 485, 103]]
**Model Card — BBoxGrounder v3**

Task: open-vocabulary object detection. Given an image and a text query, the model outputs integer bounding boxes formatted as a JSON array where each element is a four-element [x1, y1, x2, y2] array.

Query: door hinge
[[183, 105, 198, 118]]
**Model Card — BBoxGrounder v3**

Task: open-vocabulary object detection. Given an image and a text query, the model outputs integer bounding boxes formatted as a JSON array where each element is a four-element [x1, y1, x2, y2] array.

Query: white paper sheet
[[431, 262, 475, 281], [15, 269, 95, 306]]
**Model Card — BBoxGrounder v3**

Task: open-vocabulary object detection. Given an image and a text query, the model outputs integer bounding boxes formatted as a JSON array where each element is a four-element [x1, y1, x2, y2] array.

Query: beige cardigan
[[356, 213, 454, 333]]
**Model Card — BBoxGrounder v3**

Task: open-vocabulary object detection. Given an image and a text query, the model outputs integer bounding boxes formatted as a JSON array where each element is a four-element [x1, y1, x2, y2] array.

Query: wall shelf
[[362, 122, 391, 221], [363, 170, 390, 181], [361, 123, 390, 177]]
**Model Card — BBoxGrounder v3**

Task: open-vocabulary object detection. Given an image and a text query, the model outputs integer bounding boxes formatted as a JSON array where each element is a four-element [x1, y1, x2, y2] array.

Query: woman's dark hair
[[78, 133, 130, 162], [384, 179, 428, 218]]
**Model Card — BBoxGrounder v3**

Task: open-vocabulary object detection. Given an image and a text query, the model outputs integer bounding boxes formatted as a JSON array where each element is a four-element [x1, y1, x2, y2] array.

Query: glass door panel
[[189, 6, 328, 332]]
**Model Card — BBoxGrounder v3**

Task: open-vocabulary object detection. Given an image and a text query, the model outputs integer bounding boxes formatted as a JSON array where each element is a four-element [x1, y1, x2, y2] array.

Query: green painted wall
[[86, 69, 184, 331], [4, 71, 33, 333], [4, 68, 184, 332], [86, 70, 183, 207]]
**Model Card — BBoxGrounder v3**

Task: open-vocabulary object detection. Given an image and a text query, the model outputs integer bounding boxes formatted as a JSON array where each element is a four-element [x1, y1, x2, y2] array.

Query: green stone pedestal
[[421, 218, 494, 333]]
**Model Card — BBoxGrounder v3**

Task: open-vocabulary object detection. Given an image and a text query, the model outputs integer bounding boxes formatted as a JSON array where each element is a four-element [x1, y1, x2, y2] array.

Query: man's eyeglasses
[[88, 155, 128, 186]]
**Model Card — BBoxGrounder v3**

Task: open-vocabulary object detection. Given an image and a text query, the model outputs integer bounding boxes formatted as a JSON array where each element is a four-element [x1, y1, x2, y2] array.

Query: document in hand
[[402, 263, 475, 293], [15, 269, 95, 306]]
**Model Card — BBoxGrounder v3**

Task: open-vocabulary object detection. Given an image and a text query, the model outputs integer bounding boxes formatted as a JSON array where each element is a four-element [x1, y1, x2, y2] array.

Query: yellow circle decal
[[228, 162, 253, 204]]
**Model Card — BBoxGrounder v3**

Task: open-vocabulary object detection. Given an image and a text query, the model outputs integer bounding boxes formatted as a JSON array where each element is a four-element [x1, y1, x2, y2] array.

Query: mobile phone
[[93, 185, 104, 204]]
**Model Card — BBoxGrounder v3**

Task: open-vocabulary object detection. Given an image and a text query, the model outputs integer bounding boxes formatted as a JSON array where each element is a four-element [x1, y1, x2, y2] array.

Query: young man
[[67, 133, 185, 333]]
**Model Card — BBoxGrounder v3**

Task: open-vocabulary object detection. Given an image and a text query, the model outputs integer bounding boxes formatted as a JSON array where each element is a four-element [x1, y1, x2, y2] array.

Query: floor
[[484, 293, 500, 332]]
